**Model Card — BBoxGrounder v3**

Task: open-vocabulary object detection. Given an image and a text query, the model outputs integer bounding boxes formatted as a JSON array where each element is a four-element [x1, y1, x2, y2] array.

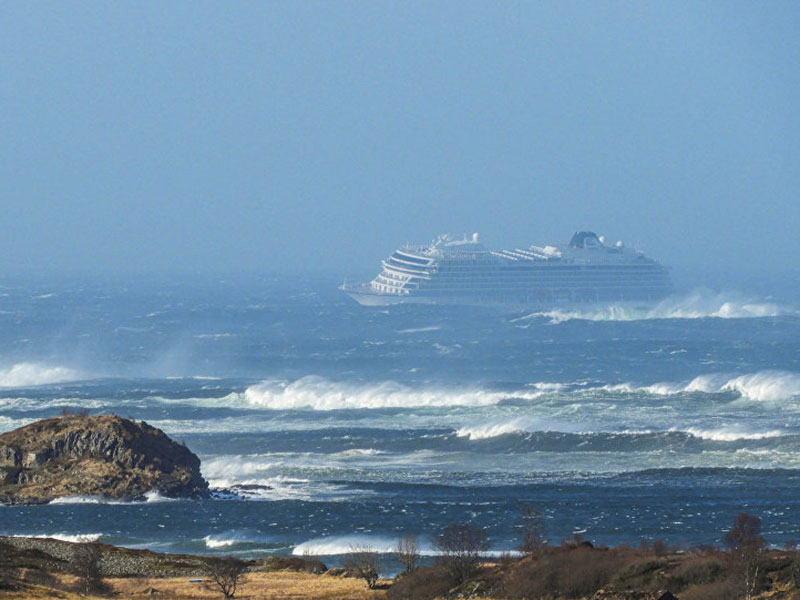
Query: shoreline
[[2, 533, 800, 600]]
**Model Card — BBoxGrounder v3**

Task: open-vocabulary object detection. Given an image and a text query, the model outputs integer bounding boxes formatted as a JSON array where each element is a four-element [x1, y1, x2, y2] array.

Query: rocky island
[[0, 414, 209, 504]]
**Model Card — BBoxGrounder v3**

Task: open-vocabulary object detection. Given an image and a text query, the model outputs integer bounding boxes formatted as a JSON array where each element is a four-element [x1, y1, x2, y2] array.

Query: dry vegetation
[[0, 571, 388, 600], [4, 514, 800, 600]]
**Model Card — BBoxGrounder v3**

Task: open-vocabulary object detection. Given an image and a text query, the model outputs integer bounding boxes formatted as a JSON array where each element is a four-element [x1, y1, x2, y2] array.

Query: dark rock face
[[0, 415, 209, 504]]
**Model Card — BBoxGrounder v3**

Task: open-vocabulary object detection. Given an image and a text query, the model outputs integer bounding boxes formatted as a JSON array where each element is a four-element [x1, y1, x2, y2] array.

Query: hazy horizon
[[2, 2, 799, 279]]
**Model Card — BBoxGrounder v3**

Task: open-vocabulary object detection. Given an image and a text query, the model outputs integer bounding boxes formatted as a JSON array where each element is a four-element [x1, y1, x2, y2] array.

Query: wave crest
[[683, 427, 784, 441], [609, 370, 800, 402], [244, 376, 546, 411], [516, 291, 790, 324], [0, 363, 80, 388]]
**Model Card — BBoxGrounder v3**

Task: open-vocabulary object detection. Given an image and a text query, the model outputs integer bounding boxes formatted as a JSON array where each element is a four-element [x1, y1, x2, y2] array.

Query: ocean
[[1, 273, 800, 567]]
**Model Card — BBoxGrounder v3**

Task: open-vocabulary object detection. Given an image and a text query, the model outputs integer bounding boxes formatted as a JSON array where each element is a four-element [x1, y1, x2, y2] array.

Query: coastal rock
[[0, 414, 209, 504]]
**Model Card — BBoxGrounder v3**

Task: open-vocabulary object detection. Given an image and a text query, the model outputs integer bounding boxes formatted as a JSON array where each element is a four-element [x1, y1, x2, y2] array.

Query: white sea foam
[[203, 533, 252, 549], [292, 534, 516, 557], [515, 291, 790, 324], [456, 417, 579, 440], [293, 534, 411, 556], [144, 490, 177, 503], [684, 427, 784, 441], [0, 363, 81, 388], [0, 416, 35, 434], [720, 371, 800, 402], [203, 455, 363, 501], [599, 371, 800, 402], [48, 490, 175, 505], [243, 376, 546, 411], [396, 326, 442, 334], [331, 448, 386, 457], [203, 455, 280, 479]]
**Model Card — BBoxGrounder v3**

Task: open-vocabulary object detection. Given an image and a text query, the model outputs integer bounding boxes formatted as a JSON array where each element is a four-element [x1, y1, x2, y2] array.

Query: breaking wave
[[683, 427, 784, 441], [604, 370, 800, 402], [457, 417, 579, 440], [48, 491, 175, 505], [292, 534, 515, 557], [293, 534, 401, 555], [455, 418, 788, 443], [0, 362, 80, 388], [202, 532, 259, 549], [241, 370, 800, 412], [243, 376, 550, 411], [516, 291, 790, 324]]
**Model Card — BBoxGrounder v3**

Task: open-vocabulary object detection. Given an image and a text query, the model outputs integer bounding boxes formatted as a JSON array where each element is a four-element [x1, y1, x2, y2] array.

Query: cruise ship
[[341, 231, 672, 308]]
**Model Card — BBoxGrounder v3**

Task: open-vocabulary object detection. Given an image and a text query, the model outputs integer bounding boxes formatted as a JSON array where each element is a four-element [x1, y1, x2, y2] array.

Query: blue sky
[[1, 2, 798, 277]]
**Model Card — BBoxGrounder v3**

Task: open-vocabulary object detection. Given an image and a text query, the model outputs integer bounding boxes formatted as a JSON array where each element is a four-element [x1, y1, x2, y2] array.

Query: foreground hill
[[0, 414, 209, 504], [1, 535, 800, 600]]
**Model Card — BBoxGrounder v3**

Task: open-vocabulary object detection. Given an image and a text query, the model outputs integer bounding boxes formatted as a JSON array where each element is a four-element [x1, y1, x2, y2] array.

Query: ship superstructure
[[341, 232, 672, 308]]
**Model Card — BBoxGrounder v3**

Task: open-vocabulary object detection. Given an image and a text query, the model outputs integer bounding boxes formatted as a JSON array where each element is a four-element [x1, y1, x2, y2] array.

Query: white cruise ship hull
[[343, 231, 673, 310], [343, 287, 664, 312]]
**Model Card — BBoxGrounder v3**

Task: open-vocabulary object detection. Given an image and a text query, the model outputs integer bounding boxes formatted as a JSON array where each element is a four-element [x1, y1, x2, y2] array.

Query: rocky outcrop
[[0, 414, 209, 504]]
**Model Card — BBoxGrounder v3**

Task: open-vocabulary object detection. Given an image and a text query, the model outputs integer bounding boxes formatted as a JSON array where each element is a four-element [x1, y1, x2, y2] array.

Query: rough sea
[[2, 273, 800, 567]]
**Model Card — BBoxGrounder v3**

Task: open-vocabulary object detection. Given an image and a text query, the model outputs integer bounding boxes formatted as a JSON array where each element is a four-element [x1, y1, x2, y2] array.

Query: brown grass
[[0, 571, 388, 600], [109, 572, 386, 600]]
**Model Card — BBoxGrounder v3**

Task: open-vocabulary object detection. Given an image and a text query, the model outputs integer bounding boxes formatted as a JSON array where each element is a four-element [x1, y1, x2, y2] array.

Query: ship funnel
[[472, 232, 479, 243]]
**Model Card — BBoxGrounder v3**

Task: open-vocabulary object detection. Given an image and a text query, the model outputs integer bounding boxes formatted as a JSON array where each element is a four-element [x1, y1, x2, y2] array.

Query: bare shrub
[[503, 545, 639, 599], [611, 558, 669, 591], [72, 543, 106, 596], [519, 506, 547, 556], [259, 555, 327, 574], [652, 539, 671, 556], [206, 557, 248, 599], [344, 544, 380, 589], [435, 524, 488, 585], [665, 554, 727, 590], [395, 535, 420, 574], [724, 513, 766, 600], [60, 407, 89, 417], [680, 579, 740, 600], [387, 565, 452, 600], [498, 551, 517, 566]]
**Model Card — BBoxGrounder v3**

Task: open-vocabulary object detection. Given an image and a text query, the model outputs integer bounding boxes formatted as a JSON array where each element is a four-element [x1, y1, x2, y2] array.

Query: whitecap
[[0, 363, 81, 388], [720, 371, 800, 402], [596, 370, 800, 402], [242, 375, 546, 411], [293, 534, 405, 556], [684, 427, 785, 441], [396, 326, 442, 334], [292, 534, 517, 557], [456, 417, 579, 440], [514, 290, 791, 324]]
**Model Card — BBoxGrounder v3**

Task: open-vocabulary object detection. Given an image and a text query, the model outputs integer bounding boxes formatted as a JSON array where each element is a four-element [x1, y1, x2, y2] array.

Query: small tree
[[73, 543, 105, 596], [344, 545, 380, 589], [519, 507, 547, 556], [724, 513, 765, 600], [206, 557, 248, 599], [435, 524, 488, 585], [396, 535, 421, 574]]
